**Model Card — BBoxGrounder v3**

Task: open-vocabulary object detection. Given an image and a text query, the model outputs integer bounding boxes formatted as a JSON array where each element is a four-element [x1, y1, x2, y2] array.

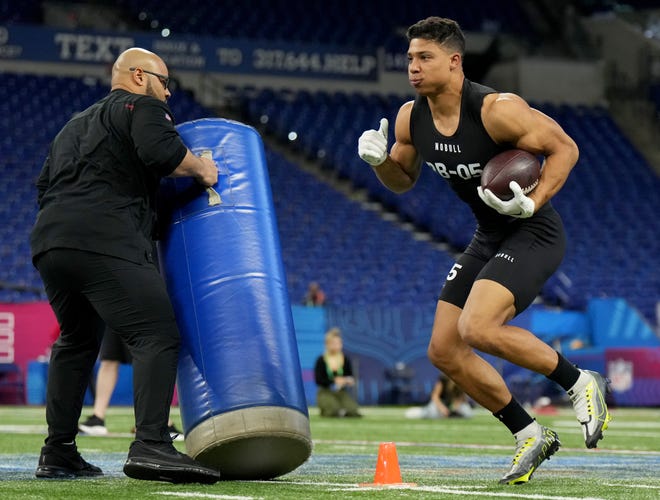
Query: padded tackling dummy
[[157, 118, 312, 480]]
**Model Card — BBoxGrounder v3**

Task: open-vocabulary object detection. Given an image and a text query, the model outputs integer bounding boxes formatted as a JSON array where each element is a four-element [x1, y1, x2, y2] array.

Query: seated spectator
[[405, 374, 473, 419], [314, 328, 361, 417]]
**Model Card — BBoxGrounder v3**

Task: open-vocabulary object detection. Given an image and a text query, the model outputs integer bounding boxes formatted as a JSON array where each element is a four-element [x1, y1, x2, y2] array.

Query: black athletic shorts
[[99, 328, 132, 364], [439, 204, 566, 315]]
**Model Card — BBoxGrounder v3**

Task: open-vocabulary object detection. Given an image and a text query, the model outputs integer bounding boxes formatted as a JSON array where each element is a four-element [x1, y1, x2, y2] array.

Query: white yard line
[[153, 492, 260, 500], [0, 424, 47, 433], [313, 438, 660, 455], [0, 424, 136, 438], [261, 480, 606, 500], [602, 482, 660, 490]]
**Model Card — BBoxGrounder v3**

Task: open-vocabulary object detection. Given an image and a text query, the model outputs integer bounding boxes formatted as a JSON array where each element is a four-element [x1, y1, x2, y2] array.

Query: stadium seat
[[116, 0, 533, 47]]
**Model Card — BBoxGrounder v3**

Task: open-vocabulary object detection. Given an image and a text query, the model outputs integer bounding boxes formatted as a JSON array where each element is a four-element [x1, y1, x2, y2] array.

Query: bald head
[[111, 47, 171, 100]]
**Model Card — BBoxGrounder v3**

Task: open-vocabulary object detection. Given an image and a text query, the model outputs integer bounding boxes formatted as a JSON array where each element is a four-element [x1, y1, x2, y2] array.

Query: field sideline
[[1, 405, 659, 499]]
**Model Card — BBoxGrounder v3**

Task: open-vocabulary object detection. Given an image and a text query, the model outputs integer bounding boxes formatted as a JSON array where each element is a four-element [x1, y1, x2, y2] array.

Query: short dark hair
[[406, 17, 466, 55]]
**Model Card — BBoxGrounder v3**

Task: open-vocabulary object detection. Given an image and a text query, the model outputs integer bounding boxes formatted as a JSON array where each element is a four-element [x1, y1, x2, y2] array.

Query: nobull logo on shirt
[[434, 142, 462, 153]]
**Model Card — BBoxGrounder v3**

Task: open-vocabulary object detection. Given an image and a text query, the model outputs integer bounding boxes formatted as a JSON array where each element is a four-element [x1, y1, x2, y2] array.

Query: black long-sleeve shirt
[[31, 89, 188, 265], [314, 354, 354, 389]]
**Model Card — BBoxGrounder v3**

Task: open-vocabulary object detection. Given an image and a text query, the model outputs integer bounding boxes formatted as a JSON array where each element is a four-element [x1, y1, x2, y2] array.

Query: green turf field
[[1, 405, 659, 499]]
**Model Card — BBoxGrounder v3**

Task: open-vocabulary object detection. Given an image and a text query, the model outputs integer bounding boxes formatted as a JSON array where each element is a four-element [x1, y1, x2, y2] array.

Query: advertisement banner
[[0, 301, 57, 369], [606, 348, 660, 406], [0, 23, 378, 80]]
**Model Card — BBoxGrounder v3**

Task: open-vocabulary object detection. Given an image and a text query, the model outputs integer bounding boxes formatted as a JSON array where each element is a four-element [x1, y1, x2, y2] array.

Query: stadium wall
[[583, 13, 660, 89], [3, 298, 659, 406], [484, 57, 606, 105], [0, 23, 605, 106], [290, 300, 660, 408]]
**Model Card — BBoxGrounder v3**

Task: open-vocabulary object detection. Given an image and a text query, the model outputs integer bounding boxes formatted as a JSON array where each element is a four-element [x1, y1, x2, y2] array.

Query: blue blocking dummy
[[158, 118, 311, 480]]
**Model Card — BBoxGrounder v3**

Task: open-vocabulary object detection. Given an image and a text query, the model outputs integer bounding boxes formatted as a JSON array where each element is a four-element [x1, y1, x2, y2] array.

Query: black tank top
[[411, 78, 523, 229]]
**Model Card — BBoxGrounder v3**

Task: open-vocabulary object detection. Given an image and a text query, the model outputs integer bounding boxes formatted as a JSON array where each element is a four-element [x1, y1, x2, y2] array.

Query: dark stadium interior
[[1, 1, 659, 408], [2, 0, 658, 323]]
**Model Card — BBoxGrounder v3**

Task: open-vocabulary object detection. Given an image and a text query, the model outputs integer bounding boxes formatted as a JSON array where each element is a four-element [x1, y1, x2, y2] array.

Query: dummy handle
[[200, 149, 221, 206]]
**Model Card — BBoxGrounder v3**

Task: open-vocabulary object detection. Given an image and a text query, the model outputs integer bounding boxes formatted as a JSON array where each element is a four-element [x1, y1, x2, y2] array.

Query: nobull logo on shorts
[[54, 33, 134, 62], [495, 252, 515, 263]]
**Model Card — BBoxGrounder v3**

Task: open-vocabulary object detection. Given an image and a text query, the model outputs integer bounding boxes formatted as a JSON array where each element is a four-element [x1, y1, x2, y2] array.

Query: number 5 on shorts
[[446, 263, 463, 281]]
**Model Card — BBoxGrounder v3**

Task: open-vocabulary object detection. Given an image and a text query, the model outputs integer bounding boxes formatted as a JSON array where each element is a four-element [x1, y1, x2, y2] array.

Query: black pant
[[35, 248, 180, 445]]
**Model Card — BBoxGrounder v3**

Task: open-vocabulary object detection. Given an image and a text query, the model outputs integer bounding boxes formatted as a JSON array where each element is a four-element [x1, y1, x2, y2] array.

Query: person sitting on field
[[314, 328, 361, 417], [405, 374, 473, 419]]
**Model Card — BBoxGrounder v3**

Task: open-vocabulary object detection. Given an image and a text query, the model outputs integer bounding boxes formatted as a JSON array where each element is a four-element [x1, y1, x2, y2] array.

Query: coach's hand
[[477, 181, 535, 218], [197, 153, 219, 187], [358, 118, 388, 166]]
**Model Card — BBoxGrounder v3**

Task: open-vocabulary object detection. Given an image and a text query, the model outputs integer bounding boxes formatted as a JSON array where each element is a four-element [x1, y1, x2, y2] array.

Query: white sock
[[568, 369, 590, 394], [514, 420, 541, 441]]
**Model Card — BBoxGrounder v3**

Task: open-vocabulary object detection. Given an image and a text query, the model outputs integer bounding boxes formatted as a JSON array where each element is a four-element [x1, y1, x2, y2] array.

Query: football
[[480, 149, 541, 201]]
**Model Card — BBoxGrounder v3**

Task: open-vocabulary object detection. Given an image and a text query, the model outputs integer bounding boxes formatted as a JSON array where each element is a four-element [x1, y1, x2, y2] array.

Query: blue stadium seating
[[0, 73, 216, 303], [1, 72, 658, 326], [0, 0, 42, 24], [239, 87, 660, 324], [0, 72, 456, 309], [266, 148, 455, 306], [116, 0, 533, 47]]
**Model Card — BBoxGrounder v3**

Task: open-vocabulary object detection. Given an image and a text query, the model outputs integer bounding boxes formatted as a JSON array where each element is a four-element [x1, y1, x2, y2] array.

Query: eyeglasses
[[129, 67, 170, 90]]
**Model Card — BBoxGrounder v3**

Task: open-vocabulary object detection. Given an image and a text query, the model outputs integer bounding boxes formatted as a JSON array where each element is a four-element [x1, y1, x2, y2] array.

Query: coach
[[30, 47, 221, 484]]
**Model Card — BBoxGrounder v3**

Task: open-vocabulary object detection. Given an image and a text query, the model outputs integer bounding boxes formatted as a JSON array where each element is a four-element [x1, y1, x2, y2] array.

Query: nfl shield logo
[[607, 358, 633, 392]]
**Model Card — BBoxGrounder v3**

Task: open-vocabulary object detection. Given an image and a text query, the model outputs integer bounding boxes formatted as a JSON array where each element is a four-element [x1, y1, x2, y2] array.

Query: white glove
[[477, 181, 535, 218], [358, 118, 388, 166]]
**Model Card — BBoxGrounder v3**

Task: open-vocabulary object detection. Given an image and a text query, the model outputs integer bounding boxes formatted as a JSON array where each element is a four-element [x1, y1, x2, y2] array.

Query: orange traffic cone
[[359, 442, 417, 487]]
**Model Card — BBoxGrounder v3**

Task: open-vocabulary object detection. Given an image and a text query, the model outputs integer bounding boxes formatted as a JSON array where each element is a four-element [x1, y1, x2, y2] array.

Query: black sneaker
[[123, 440, 221, 484], [35, 444, 103, 479], [79, 415, 108, 436], [167, 424, 185, 442]]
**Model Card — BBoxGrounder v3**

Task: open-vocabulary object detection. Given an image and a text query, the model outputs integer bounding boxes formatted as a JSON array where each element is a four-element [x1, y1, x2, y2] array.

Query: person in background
[[303, 281, 326, 306], [79, 329, 183, 441], [405, 374, 473, 419], [314, 328, 361, 417]]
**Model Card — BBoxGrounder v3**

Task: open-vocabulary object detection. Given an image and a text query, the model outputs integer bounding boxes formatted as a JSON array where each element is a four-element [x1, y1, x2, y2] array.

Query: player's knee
[[427, 340, 456, 372], [457, 312, 497, 353], [427, 342, 443, 368]]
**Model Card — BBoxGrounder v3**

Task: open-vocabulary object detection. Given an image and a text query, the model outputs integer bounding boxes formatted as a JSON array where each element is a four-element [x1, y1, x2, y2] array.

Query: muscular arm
[[371, 101, 422, 193], [482, 93, 579, 209], [168, 149, 218, 187], [130, 97, 218, 187]]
